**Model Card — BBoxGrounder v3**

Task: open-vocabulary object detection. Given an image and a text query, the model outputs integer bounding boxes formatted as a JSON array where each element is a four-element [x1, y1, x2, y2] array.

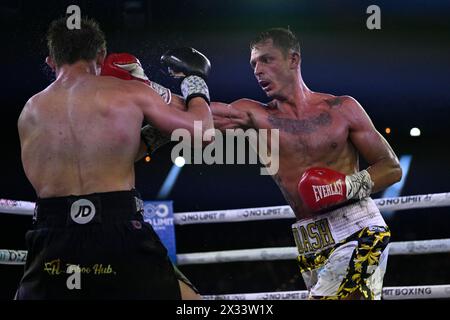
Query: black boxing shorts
[[15, 189, 180, 300]]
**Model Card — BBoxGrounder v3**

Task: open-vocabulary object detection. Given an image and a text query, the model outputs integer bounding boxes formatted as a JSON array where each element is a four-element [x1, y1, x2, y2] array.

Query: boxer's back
[[19, 74, 144, 198]]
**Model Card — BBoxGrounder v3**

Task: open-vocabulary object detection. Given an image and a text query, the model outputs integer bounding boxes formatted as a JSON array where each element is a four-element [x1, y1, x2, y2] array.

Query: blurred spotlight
[[382, 154, 412, 219], [174, 156, 186, 168], [157, 163, 183, 199], [144, 155, 151, 162], [385, 127, 391, 135], [410, 127, 421, 137]]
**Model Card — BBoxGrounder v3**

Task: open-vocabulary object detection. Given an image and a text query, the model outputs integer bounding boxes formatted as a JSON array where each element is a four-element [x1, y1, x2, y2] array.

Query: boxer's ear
[[45, 56, 56, 72], [97, 48, 106, 66], [289, 51, 300, 69], [95, 49, 106, 76]]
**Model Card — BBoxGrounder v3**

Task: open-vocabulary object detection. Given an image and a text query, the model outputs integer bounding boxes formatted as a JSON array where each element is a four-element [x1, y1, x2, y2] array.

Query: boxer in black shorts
[[16, 17, 212, 299], [16, 190, 182, 299]]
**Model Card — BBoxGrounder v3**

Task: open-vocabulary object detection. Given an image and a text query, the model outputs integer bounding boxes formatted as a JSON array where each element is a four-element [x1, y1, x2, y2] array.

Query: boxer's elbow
[[388, 157, 402, 184], [393, 164, 402, 184]]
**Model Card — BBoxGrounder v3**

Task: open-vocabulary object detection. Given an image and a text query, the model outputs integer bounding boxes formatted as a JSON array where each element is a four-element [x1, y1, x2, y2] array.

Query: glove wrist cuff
[[149, 81, 172, 104], [345, 170, 374, 200], [181, 75, 210, 105]]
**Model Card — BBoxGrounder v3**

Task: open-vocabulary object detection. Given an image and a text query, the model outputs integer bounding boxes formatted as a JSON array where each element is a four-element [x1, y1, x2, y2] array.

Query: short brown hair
[[250, 27, 300, 56], [47, 17, 106, 66]]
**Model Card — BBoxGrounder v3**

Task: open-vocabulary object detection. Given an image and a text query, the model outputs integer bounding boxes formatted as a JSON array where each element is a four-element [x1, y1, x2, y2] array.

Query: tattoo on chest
[[268, 112, 332, 134]]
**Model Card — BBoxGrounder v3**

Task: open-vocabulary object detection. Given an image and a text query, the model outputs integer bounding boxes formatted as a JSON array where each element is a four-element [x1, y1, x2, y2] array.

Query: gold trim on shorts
[[297, 226, 391, 300]]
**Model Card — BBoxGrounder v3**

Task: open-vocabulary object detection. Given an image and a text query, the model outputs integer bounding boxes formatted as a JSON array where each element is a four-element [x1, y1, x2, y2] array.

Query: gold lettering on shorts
[[44, 259, 63, 275], [306, 223, 321, 250], [317, 219, 335, 246], [293, 218, 336, 254], [292, 226, 303, 253], [43, 259, 116, 276], [300, 226, 312, 253], [93, 264, 114, 275]]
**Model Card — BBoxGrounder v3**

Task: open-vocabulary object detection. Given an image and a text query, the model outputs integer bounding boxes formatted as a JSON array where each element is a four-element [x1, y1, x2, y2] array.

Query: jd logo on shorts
[[70, 199, 96, 224]]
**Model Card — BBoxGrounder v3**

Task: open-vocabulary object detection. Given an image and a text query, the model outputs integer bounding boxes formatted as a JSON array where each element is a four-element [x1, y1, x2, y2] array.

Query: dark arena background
[[0, 0, 449, 302]]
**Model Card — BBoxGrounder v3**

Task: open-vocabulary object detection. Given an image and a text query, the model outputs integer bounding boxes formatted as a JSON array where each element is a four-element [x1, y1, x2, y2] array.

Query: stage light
[[410, 127, 421, 137], [174, 156, 186, 168]]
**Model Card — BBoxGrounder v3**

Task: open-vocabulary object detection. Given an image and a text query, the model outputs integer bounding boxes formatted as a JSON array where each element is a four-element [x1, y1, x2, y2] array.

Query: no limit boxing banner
[[143, 201, 177, 263]]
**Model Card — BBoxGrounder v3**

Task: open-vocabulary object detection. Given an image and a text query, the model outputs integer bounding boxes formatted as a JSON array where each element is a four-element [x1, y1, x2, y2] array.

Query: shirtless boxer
[[101, 51, 207, 300], [210, 28, 402, 299], [15, 17, 212, 299]]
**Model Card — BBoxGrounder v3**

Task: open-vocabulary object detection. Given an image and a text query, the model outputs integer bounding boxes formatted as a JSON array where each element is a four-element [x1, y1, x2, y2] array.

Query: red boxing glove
[[101, 53, 150, 84], [298, 167, 374, 212], [101, 53, 172, 104]]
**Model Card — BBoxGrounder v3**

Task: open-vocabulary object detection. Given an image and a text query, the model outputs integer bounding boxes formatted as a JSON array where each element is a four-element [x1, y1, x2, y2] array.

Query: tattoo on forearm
[[268, 112, 332, 134]]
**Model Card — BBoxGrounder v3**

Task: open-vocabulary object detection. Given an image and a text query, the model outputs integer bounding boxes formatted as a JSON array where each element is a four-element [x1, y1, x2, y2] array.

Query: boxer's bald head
[[46, 17, 106, 68]]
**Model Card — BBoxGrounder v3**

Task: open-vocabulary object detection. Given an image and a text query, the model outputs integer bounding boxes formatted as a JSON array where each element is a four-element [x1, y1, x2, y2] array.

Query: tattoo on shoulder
[[268, 112, 332, 134], [325, 97, 343, 109]]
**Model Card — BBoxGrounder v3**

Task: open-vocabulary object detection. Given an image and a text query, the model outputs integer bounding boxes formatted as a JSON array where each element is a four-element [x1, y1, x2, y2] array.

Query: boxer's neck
[[56, 60, 98, 79], [275, 70, 311, 110]]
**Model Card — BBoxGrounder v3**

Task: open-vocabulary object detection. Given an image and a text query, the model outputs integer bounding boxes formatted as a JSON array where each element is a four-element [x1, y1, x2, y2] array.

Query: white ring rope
[[2, 238, 450, 266], [0, 250, 27, 265], [177, 238, 450, 265], [175, 192, 450, 225], [0, 199, 35, 216], [2, 192, 450, 300], [2, 252, 449, 301], [1, 192, 450, 224], [202, 285, 450, 300]]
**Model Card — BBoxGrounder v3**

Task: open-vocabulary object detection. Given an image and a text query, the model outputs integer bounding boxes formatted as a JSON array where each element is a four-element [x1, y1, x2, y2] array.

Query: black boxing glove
[[161, 47, 211, 105]]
